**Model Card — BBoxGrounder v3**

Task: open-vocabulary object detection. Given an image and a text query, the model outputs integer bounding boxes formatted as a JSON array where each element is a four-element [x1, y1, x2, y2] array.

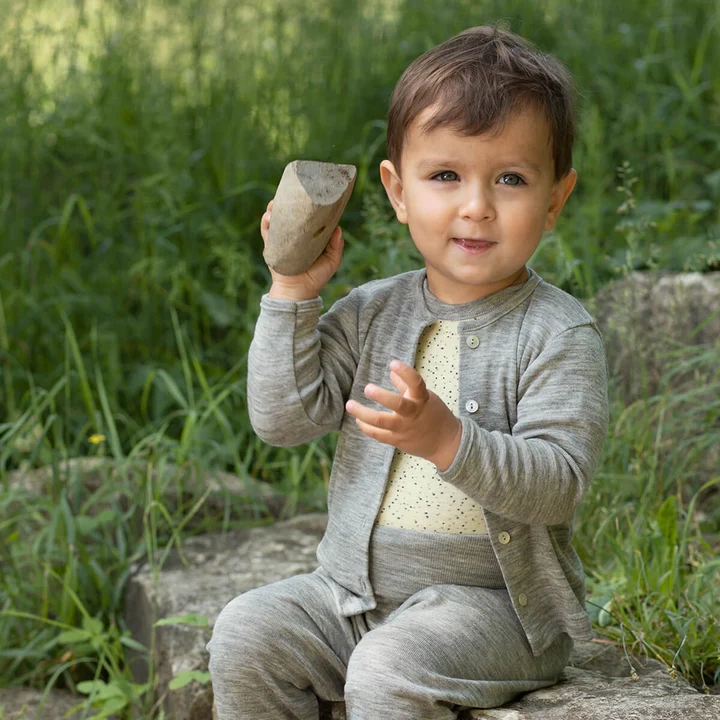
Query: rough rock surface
[[264, 160, 356, 275], [590, 271, 720, 399], [321, 643, 720, 718], [124, 513, 328, 720], [0, 688, 79, 720], [124, 513, 719, 720]]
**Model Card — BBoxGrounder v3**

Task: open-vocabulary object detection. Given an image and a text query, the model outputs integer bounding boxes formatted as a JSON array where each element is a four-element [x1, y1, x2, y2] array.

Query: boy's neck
[[425, 265, 530, 305]]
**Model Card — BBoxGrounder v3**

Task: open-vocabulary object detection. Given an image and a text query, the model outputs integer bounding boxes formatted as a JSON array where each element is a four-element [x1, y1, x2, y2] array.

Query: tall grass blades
[[579, 343, 720, 690], [1, 0, 719, 428]]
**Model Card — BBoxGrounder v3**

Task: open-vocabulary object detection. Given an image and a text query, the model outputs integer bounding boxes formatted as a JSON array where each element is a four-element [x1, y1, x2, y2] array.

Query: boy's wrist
[[268, 282, 320, 302], [429, 417, 463, 472]]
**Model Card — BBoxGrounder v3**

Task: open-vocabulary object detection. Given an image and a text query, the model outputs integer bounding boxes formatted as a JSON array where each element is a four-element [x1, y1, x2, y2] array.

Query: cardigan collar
[[414, 267, 542, 326]]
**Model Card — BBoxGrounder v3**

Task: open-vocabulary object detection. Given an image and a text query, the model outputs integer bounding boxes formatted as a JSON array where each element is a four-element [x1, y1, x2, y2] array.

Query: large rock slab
[[591, 271, 720, 399], [0, 688, 78, 720], [125, 513, 718, 720], [324, 640, 719, 719], [124, 513, 328, 720]]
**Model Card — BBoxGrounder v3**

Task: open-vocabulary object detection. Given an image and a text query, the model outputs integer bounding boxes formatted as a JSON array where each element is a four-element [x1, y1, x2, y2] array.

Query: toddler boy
[[207, 24, 609, 720]]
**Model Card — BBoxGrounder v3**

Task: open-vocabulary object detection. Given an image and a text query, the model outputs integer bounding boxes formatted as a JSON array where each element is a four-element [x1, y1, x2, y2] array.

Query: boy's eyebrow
[[500, 159, 544, 174], [415, 158, 544, 174]]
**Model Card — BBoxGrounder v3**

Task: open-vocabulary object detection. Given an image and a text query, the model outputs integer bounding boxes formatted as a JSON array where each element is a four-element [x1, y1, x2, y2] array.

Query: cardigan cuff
[[436, 417, 476, 481], [260, 293, 323, 313]]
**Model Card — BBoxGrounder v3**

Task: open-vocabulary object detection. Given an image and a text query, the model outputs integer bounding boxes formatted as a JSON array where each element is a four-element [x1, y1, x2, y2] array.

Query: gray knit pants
[[207, 525, 573, 719]]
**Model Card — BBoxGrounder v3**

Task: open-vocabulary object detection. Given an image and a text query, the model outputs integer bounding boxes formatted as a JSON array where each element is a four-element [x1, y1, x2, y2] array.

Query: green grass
[[1, 0, 719, 713], [579, 357, 720, 689]]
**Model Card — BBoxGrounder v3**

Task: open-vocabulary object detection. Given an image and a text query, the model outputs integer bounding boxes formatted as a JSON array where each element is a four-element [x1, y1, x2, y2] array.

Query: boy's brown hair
[[386, 25, 576, 181]]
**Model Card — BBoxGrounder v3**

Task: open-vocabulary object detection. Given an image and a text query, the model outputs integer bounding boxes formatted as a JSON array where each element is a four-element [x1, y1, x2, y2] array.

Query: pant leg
[[207, 570, 361, 720], [344, 583, 573, 720]]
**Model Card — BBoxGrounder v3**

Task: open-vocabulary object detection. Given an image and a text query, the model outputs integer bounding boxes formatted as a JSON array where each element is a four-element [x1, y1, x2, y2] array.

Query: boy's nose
[[459, 187, 495, 222]]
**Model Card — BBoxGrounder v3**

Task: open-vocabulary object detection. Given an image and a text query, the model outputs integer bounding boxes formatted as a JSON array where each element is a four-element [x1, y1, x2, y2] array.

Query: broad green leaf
[[57, 629, 91, 644], [598, 598, 614, 627], [169, 670, 211, 690], [87, 696, 129, 718], [82, 616, 104, 636], [77, 680, 112, 696]]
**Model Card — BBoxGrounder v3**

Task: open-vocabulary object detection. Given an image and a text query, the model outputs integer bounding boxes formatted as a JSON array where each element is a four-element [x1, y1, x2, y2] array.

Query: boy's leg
[[207, 570, 358, 720], [344, 584, 572, 720]]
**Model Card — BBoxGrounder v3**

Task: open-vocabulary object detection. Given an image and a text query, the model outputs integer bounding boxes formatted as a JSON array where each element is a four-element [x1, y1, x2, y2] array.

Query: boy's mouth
[[452, 238, 496, 253]]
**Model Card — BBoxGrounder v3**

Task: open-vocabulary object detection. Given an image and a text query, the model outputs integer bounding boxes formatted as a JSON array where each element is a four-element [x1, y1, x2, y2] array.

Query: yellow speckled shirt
[[375, 319, 488, 534]]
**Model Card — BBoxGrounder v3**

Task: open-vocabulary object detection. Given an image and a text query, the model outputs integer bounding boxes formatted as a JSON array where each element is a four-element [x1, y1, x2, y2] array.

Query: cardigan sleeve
[[247, 290, 360, 447], [437, 323, 609, 525]]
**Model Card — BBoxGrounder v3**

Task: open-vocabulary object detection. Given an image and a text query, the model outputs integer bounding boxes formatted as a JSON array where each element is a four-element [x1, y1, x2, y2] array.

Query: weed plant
[[0, 0, 719, 714]]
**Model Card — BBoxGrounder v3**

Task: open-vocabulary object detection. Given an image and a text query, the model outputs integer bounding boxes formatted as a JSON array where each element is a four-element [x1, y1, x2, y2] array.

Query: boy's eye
[[498, 173, 525, 186], [432, 171, 459, 182]]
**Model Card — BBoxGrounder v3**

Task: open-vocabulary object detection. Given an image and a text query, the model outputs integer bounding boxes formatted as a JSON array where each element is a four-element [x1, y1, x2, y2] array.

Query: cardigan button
[[518, 593, 528, 607], [465, 399, 479, 413], [466, 335, 480, 349], [498, 531, 511, 544]]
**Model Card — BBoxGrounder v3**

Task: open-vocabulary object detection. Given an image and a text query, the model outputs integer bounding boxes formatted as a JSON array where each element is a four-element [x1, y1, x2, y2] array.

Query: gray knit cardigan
[[248, 268, 609, 656]]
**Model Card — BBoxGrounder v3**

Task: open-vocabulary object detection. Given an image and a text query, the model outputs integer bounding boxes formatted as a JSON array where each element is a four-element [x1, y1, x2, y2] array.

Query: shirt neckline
[[415, 267, 542, 324]]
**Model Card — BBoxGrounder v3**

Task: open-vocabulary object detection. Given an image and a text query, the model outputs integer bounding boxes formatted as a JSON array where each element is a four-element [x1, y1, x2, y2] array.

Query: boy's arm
[[248, 201, 357, 447], [247, 288, 359, 446], [437, 323, 608, 525]]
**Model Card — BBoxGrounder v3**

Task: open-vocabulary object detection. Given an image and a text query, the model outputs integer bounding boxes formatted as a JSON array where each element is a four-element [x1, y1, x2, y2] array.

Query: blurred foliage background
[[0, 0, 719, 430], [0, 0, 718, 714]]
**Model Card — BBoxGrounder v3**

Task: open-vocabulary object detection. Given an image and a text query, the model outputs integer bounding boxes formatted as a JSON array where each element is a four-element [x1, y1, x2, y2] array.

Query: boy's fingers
[[363, 384, 410, 414], [308, 228, 342, 271], [323, 228, 343, 261], [389, 370, 409, 395], [305, 229, 342, 284], [389, 360, 428, 399], [346, 400, 397, 430], [354, 418, 392, 444]]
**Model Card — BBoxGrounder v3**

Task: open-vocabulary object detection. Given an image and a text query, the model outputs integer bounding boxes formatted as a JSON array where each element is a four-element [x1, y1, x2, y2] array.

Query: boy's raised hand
[[345, 360, 462, 472], [261, 199, 344, 301]]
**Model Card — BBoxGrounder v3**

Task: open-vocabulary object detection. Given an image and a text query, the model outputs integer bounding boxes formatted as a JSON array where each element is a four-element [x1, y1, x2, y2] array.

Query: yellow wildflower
[[89, 434, 106, 445]]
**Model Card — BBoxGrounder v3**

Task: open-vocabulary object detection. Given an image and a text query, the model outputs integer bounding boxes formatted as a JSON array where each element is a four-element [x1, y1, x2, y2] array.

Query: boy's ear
[[380, 160, 408, 224], [544, 168, 577, 231]]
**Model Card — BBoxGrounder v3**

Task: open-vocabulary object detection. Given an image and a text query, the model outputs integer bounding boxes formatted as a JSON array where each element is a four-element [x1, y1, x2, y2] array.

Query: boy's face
[[380, 104, 577, 304]]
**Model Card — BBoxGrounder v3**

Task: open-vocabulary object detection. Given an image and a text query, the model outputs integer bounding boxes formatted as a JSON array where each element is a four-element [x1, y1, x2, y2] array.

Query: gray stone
[[590, 271, 720, 400], [462, 669, 720, 719], [265, 160, 356, 275], [124, 513, 719, 720], [0, 688, 78, 720], [124, 513, 328, 720], [323, 650, 720, 719]]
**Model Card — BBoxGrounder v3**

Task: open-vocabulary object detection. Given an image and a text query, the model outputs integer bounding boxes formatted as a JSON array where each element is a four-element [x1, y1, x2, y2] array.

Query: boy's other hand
[[345, 360, 462, 472], [261, 199, 344, 301]]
